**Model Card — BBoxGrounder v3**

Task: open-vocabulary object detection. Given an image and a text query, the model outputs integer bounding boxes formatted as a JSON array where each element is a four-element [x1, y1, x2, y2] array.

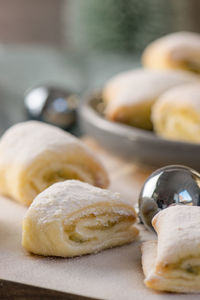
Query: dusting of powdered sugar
[[24, 180, 134, 224], [144, 31, 200, 61], [153, 83, 200, 113], [104, 68, 199, 112]]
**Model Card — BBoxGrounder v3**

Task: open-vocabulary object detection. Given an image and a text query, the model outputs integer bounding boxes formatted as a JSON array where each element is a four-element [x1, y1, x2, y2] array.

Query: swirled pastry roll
[[22, 180, 139, 257], [142, 32, 200, 74], [142, 205, 200, 293], [152, 84, 200, 143], [0, 121, 109, 206], [103, 69, 198, 130]]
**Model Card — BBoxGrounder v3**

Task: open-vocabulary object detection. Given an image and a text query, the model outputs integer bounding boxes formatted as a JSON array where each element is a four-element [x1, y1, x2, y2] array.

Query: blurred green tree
[[68, 0, 174, 53]]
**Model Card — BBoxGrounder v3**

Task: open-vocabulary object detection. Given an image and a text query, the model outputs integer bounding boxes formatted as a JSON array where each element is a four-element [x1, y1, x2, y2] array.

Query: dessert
[[142, 31, 200, 74], [22, 180, 138, 257], [0, 121, 109, 205], [103, 69, 198, 130], [152, 83, 200, 143], [142, 205, 200, 293]]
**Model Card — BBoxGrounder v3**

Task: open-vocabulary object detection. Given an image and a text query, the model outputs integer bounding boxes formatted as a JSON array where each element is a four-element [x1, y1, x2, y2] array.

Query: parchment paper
[[0, 139, 197, 300]]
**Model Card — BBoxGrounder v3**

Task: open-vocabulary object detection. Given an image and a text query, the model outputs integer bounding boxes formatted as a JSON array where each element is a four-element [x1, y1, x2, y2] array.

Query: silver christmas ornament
[[24, 85, 78, 128], [138, 165, 200, 231]]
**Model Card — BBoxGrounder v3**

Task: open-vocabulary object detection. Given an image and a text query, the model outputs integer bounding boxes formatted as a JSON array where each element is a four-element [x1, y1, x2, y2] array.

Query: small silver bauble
[[24, 85, 78, 128], [138, 165, 200, 231]]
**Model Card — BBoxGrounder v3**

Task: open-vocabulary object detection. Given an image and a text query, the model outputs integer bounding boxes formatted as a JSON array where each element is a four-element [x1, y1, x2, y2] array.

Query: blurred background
[[0, 0, 200, 133]]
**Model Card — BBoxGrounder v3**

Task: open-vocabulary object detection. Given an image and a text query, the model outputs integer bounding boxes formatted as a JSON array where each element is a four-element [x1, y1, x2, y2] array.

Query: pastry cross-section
[[142, 205, 200, 293], [152, 83, 200, 143], [22, 180, 139, 257], [0, 121, 109, 205], [142, 32, 200, 74], [103, 69, 199, 130]]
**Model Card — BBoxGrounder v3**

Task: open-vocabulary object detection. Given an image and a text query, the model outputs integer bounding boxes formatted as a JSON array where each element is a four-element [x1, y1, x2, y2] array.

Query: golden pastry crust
[[142, 206, 200, 293], [22, 180, 139, 257], [0, 121, 109, 205], [103, 69, 199, 130], [152, 83, 200, 143], [142, 31, 200, 73]]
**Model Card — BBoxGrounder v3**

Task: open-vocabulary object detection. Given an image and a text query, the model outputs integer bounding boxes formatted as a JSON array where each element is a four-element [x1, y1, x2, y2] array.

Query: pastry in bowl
[[103, 68, 199, 130], [152, 83, 200, 143], [0, 121, 109, 206], [22, 180, 139, 257], [142, 205, 200, 293], [142, 31, 200, 74]]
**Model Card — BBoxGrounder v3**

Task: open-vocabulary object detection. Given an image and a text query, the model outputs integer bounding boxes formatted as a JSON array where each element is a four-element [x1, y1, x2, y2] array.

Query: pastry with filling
[[142, 32, 200, 74], [152, 83, 200, 143], [0, 121, 109, 206], [22, 180, 139, 257], [142, 205, 200, 293], [103, 69, 198, 130]]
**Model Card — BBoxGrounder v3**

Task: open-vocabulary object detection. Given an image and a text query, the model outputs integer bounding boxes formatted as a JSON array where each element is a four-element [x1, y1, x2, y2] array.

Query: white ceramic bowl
[[79, 93, 200, 170]]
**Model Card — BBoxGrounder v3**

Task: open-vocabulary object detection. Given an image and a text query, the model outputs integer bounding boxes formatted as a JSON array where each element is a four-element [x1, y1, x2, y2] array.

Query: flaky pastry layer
[[103, 69, 198, 130], [22, 180, 139, 257], [142, 206, 200, 293], [0, 121, 109, 205], [142, 31, 200, 74], [152, 83, 200, 143]]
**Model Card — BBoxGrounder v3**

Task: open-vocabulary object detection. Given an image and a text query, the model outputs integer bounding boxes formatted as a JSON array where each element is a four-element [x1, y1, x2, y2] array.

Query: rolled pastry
[[152, 83, 200, 143], [142, 31, 200, 74], [142, 205, 200, 293], [103, 69, 198, 130], [0, 121, 109, 206], [22, 180, 139, 257]]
